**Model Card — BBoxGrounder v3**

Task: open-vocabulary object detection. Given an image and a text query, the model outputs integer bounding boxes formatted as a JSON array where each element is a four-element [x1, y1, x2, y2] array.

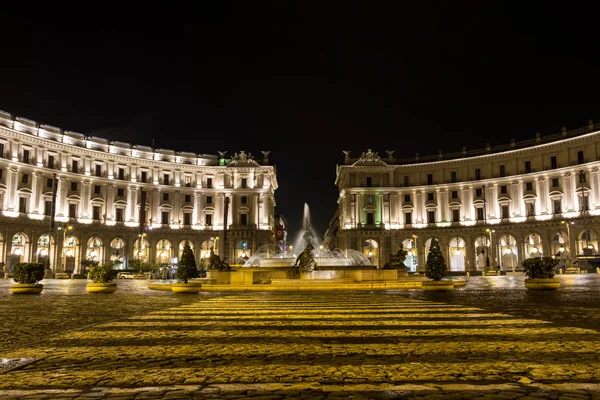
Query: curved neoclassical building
[[330, 121, 600, 273], [0, 110, 277, 276]]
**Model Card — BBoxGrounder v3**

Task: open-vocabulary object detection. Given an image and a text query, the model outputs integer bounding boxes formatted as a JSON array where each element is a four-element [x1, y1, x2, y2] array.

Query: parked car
[[116, 272, 136, 279]]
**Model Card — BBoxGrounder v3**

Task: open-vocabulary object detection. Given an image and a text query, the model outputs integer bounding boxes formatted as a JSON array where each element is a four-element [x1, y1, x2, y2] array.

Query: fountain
[[243, 203, 372, 268]]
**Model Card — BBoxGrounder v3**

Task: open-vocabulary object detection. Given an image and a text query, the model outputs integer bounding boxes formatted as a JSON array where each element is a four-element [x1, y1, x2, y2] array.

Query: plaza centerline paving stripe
[[1, 295, 599, 396]]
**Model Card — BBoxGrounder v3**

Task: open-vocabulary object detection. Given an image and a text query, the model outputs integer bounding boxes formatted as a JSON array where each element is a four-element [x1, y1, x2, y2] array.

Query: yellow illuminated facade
[[331, 122, 600, 272], [0, 110, 277, 274]]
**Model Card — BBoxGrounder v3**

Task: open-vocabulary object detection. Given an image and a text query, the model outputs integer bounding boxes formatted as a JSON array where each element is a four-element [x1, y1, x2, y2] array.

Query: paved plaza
[[1, 275, 600, 399]]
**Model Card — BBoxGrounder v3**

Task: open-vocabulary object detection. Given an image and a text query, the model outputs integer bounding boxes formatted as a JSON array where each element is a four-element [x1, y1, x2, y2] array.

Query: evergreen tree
[[425, 238, 448, 281], [176, 241, 198, 283]]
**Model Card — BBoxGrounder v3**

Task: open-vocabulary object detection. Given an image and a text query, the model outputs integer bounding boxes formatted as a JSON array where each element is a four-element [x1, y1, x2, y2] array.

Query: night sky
[[0, 2, 598, 238]]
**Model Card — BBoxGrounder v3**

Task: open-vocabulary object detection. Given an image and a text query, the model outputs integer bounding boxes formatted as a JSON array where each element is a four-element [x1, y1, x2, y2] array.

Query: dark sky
[[1, 2, 599, 237]]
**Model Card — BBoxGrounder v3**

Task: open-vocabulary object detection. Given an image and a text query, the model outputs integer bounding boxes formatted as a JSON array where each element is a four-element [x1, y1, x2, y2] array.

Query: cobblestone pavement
[[1, 276, 600, 399]]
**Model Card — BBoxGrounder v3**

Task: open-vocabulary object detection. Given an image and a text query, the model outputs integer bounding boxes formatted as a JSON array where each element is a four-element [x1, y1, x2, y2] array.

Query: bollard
[[482, 271, 485, 276], [4, 273, 8, 280], [596, 267, 600, 274], [559, 269, 563, 274], [466, 271, 470, 277], [71, 274, 75, 279]]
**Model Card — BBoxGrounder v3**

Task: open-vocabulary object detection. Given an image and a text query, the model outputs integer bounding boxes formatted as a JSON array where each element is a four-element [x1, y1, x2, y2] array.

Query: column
[[6, 166, 18, 211], [193, 192, 202, 225], [173, 191, 181, 224], [517, 181, 525, 216], [590, 168, 599, 209], [151, 189, 160, 224], [511, 181, 520, 217], [570, 173, 579, 212], [82, 180, 92, 218], [129, 186, 138, 222], [543, 177, 551, 214], [535, 178, 545, 215], [415, 191, 423, 223], [437, 189, 446, 222], [216, 193, 224, 229], [57, 177, 67, 217], [106, 184, 114, 221], [491, 184, 499, 219], [32, 172, 43, 214]]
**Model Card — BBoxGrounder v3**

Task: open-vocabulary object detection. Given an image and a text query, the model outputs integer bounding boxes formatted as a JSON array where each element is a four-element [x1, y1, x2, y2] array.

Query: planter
[[172, 281, 203, 293], [86, 282, 117, 293], [421, 280, 454, 291], [524, 278, 560, 290], [10, 284, 43, 294]]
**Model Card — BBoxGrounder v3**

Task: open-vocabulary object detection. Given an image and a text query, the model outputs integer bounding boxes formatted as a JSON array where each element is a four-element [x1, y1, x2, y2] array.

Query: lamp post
[[57, 224, 73, 273], [412, 234, 418, 271], [561, 220, 572, 268], [137, 233, 147, 274], [485, 228, 493, 270]]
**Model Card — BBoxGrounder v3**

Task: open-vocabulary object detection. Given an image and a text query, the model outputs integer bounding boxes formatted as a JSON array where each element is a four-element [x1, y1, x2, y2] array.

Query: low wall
[[206, 268, 399, 284], [301, 269, 398, 282]]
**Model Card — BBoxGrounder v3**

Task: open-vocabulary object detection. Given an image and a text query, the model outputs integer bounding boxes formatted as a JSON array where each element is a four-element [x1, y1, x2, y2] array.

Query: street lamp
[[57, 224, 73, 273], [137, 233, 147, 274], [485, 228, 493, 269], [561, 220, 572, 268]]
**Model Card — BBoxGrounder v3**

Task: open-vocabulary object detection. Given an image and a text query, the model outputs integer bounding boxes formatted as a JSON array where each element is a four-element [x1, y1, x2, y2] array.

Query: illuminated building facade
[[0, 110, 277, 275], [331, 122, 600, 273]]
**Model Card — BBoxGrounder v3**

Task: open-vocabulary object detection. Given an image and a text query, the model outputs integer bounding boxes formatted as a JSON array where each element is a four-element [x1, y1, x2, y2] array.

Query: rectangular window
[[403, 176, 409, 186], [94, 185, 101, 195], [162, 192, 169, 201], [405, 212, 412, 225], [23, 149, 30, 163], [163, 174, 169, 185], [206, 196, 212, 204], [452, 209, 460, 222], [427, 192, 434, 201], [240, 213, 247, 225], [0, 169, 3, 180], [367, 195, 373, 204], [70, 182, 77, 191], [525, 161, 531, 173], [451, 190, 458, 199], [241, 196, 247, 204], [366, 213, 374, 225], [19, 197, 27, 213], [552, 177, 559, 187], [205, 214, 212, 226], [206, 177, 213, 188], [241, 178, 247, 188], [527, 202, 535, 217], [141, 170, 147, 183], [404, 194, 410, 202], [116, 208, 124, 222], [117, 188, 124, 197], [427, 174, 433, 185], [526, 182, 533, 191], [0, 143, 4, 158], [93, 206, 101, 220], [184, 176, 191, 187], [427, 211, 435, 224], [118, 168, 125, 180], [184, 194, 191, 203], [183, 213, 191, 225], [95, 164, 102, 177], [579, 172, 587, 184], [475, 168, 481, 180], [68, 203, 77, 218], [72, 160, 78, 173], [161, 211, 169, 224], [476, 207, 484, 221], [451, 171, 457, 183], [499, 165, 506, 177], [366, 177, 372, 187], [553, 199, 562, 214], [502, 205, 509, 219], [48, 155, 54, 169], [44, 200, 52, 216], [578, 150, 584, 164], [500, 185, 507, 194], [551, 156, 557, 169], [47, 178, 53, 188], [22, 173, 29, 184], [475, 188, 482, 197]]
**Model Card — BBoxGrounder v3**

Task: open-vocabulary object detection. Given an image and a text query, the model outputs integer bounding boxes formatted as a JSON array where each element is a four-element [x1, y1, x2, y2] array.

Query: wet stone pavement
[[1, 275, 600, 399]]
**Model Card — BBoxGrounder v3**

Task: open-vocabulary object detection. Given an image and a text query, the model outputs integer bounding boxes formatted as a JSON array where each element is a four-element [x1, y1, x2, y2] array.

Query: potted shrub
[[172, 241, 202, 293], [422, 239, 454, 291], [523, 256, 560, 290], [86, 264, 117, 293], [10, 263, 45, 294]]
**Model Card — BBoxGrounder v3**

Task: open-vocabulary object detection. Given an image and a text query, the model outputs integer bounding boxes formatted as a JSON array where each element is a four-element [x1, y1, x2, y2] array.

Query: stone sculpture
[[294, 243, 317, 273]]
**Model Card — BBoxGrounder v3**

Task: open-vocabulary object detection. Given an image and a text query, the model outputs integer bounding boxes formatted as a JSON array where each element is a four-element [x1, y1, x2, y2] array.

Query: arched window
[[448, 237, 465, 271]]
